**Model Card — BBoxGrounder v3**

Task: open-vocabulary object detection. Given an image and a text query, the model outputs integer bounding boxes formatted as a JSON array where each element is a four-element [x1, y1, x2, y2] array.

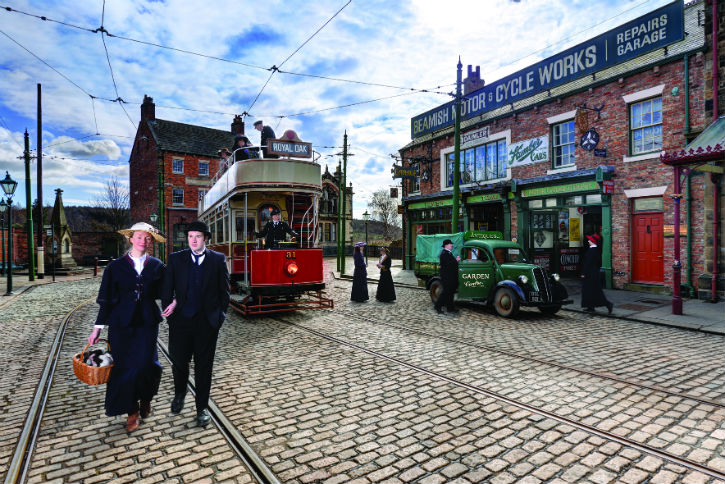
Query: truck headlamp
[[518, 275, 529, 285]]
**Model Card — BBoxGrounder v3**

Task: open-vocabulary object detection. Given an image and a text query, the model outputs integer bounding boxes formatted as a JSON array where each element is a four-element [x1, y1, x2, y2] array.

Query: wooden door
[[632, 213, 663, 283]]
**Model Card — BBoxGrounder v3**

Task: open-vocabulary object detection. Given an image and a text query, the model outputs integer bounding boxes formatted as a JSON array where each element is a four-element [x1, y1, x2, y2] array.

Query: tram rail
[[266, 313, 725, 482], [4, 301, 279, 484]]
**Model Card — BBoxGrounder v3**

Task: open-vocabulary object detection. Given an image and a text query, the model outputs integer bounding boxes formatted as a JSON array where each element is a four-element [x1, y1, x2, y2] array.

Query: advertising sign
[[602, 180, 615, 194], [410, 1, 684, 138], [559, 248, 581, 274], [462, 126, 490, 145], [392, 164, 418, 179], [508, 135, 549, 167]]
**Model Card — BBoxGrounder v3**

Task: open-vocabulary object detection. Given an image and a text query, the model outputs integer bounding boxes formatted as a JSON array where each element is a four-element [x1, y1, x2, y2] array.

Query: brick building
[[399, 0, 724, 298], [129, 95, 239, 256]]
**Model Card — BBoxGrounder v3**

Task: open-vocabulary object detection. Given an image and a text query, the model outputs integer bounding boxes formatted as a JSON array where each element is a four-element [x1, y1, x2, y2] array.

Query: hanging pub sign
[[392, 164, 418, 179], [508, 135, 549, 167], [410, 1, 684, 138]]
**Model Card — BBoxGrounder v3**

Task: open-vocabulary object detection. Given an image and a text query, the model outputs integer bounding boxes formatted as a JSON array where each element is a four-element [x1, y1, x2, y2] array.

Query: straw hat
[[118, 222, 166, 243]]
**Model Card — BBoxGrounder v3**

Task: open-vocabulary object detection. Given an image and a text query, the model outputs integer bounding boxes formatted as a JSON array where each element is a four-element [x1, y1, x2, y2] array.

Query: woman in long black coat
[[375, 247, 396, 302], [351, 243, 369, 302], [88, 222, 166, 432], [581, 234, 613, 314]]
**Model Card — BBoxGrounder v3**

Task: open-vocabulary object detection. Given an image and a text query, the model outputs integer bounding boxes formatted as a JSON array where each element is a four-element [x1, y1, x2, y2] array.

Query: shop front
[[512, 169, 613, 285]]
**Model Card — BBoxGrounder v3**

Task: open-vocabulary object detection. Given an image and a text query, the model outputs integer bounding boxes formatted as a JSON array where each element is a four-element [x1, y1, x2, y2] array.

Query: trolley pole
[[23, 130, 35, 281], [452, 58, 462, 232], [340, 131, 348, 275]]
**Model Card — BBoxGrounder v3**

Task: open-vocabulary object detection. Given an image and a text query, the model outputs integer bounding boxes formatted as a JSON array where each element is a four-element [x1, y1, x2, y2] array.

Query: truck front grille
[[532, 267, 551, 303]]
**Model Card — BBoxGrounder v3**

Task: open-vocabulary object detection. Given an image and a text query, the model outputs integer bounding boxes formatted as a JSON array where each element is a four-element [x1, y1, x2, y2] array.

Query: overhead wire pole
[[340, 131, 348, 275], [36, 83, 44, 279], [452, 58, 462, 232], [23, 130, 35, 281]]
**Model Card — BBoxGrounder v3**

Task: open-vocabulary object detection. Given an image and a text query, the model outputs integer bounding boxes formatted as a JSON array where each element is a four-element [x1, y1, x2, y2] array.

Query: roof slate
[[147, 119, 235, 157]]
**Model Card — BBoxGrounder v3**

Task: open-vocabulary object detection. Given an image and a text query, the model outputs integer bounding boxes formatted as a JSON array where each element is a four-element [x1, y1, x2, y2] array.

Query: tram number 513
[[286, 251, 296, 259]]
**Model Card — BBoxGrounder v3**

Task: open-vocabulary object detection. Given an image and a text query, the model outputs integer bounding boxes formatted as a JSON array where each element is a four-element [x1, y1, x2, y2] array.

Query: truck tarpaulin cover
[[415, 233, 465, 263]]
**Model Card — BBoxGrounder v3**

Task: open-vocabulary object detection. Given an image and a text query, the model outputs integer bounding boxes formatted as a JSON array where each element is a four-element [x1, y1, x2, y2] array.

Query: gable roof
[[147, 118, 235, 157]]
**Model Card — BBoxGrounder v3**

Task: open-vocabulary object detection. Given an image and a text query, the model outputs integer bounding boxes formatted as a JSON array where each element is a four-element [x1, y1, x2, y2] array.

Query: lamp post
[[1, 172, 18, 295], [0, 198, 6, 276], [363, 210, 370, 265], [149, 213, 158, 257]]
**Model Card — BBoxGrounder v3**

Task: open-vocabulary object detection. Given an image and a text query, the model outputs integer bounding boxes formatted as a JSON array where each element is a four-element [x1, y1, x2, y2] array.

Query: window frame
[[172, 158, 184, 174], [440, 132, 509, 189], [551, 120, 576, 168], [629, 96, 663, 156], [172, 188, 184, 205], [198, 160, 209, 177]]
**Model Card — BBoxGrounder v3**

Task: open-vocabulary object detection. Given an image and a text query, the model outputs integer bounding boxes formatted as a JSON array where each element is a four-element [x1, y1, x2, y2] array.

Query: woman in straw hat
[[87, 222, 167, 432], [351, 242, 369, 302]]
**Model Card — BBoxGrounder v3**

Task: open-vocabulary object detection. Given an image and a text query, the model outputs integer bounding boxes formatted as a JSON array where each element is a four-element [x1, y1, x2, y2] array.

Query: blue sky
[[0, 0, 673, 218]]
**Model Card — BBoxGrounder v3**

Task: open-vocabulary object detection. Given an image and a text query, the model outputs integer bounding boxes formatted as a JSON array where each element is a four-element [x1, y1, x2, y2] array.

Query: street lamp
[[0, 198, 6, 276], [1, 172, 18, 295], [362, 210, 370, 265], [149, 213, 158, 257]]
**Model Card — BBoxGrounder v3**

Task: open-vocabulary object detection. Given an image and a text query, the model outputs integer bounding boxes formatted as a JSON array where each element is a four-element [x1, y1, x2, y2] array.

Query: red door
[[632, 213, 663, 284]]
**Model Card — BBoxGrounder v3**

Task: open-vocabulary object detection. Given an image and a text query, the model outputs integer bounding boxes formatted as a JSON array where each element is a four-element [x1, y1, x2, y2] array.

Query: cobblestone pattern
[[324, 277, 725, 402], [0, 278, 99, 481], [26, 302, 256, 484], [207, 308, 724, 483]]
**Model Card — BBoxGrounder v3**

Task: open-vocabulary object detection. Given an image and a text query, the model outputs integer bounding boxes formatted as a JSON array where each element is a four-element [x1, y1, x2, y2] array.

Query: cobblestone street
[[1, 271, 724, 483]]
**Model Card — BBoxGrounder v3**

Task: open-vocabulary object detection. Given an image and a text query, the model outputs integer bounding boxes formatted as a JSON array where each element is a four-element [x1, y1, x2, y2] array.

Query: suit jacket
[[257, 220, 297, 248], [95, 255, 165, 328], [161, 248, 230, 330], [439, 249, 459, 291]]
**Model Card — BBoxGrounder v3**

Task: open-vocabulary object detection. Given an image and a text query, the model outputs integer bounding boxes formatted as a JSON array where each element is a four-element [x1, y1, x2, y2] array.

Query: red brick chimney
[[141, 94, 155, 121], [231, 115, 245, 135]]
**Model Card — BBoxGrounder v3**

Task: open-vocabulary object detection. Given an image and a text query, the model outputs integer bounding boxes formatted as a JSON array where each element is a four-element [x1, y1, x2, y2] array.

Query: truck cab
[[414, 231, 571, 318]]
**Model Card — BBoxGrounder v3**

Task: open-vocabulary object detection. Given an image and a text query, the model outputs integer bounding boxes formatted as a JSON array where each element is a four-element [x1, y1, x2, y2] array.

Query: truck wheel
[[539, 304, 561, 315], [493, 287, 519, 318], [429, 280, 443, 304]]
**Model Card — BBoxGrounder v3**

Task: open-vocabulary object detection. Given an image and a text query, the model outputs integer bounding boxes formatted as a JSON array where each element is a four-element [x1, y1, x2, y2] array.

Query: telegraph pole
[[336, 159, 342, 273], [340, 131, 348, 275], [452, 58, 462, 232], [24, 130, 35, 281], [36, 83, 45, 278]]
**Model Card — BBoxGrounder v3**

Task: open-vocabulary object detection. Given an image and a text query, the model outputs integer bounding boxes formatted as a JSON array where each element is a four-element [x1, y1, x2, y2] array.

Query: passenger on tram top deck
[[232, 134, 256, 162], [217, 148, 231, 174], [256, 208, 298, 249]]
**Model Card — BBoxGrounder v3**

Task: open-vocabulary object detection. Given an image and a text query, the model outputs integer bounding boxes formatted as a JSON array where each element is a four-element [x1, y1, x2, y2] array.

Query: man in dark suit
[[161, 221, 230, 426], [256, 208, 298, 248], [435, 238, 460, 314], [254, 120, 278, 158]]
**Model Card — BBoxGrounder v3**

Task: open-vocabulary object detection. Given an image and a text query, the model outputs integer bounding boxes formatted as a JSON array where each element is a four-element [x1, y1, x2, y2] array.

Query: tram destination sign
[[268, 139, 313, 158], [410, 1, 683, 139]]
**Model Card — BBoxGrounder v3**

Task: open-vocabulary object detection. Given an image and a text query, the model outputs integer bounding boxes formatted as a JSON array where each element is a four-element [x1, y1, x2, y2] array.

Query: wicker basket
[[72, 340, 114, 385]]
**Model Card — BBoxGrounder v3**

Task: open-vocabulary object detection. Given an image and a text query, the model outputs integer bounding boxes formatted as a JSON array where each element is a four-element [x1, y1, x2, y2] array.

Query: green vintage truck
[[414, 231, 571, 318]]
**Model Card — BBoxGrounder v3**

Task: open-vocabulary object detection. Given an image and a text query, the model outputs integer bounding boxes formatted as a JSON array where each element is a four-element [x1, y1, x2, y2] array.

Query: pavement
[[332, 256, 725, 335]]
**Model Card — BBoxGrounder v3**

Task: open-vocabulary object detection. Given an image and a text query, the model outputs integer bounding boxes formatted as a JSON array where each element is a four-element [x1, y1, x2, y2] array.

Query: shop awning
[[660, 116, 725, 172]]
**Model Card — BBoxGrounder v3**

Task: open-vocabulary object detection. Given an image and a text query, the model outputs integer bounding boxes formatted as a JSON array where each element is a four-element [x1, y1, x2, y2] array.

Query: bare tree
[[94, 177, 130, 256], [368, 188, 400, 239]]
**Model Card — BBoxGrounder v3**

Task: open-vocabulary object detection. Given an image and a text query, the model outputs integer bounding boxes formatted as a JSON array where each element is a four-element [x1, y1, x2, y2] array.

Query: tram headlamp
[[285, 261, 299, 276]]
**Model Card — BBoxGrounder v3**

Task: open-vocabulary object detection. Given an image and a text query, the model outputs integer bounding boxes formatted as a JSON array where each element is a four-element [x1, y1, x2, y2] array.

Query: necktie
[[274, 222, 278, 226], [193, 252, 203, 265]]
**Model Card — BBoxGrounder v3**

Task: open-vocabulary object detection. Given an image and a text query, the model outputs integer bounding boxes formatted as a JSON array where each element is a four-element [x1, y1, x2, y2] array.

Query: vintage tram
[[198, 133, 333, 314]]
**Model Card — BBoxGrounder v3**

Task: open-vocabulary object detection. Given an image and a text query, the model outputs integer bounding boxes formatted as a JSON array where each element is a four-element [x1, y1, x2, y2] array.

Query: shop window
[[445, 139, 507, 187], [409, 162, 420, 193], [172, 188, 184, 205], [198, 161, 209, 176], [172, 158, 184, 174], [331, 224, 336, 242], [630, 97, 662, 154], [552, 121, 575, 168]]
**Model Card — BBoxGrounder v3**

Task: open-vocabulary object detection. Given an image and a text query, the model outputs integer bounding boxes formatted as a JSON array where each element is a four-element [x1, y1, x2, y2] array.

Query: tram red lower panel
[[250, 248, 323, 286]]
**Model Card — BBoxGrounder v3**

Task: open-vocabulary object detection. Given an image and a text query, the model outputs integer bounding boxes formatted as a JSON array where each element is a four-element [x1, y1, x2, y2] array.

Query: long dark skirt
[[376, 271, 396, 302], [581, 275, 609, 309], [351, 266, 369, 302], [105, 308, 162, 417]]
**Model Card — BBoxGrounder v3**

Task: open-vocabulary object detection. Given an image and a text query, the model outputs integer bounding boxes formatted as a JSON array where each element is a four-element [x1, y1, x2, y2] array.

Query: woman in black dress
[[351, 242, 369, 302], [581, 234, 613, 314], [375, 246, 396, 302], [87, 222, 166, 432]]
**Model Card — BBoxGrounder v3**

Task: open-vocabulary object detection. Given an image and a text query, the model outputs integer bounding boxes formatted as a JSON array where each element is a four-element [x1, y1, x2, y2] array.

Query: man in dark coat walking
[[435, 239, 460, 314], [581, 234, 613, 314], [161, 221, 230, 426], [256, 208, 298, 248], [254, 120, 278, 158]]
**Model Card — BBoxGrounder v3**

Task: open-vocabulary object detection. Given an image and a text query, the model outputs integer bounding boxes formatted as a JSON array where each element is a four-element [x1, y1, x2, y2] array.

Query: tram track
[[329, 307, 725, 409], [4, 300, 279, 484], [268, 313, 725, 482]]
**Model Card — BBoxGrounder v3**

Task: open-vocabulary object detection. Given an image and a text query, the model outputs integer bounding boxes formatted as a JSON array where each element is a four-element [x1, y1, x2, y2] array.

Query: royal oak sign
[[410, 1, 683, 138]]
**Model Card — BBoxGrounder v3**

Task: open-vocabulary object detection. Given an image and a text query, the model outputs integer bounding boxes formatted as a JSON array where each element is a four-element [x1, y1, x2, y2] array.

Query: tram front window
[[235, 216, 256, 242]]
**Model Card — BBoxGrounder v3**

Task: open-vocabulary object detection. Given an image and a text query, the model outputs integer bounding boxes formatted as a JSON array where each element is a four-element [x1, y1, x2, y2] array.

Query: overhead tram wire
[[245, 0, 352, 113]]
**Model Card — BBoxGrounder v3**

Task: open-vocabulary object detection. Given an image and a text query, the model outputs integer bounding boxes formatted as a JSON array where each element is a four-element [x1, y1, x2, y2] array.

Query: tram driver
[[256, 208, 298, 249]]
